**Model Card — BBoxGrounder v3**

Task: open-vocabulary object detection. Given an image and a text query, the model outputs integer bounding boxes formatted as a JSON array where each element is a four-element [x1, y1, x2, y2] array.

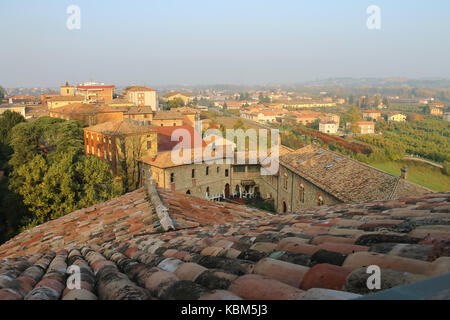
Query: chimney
[[401, 165, 408, 180]]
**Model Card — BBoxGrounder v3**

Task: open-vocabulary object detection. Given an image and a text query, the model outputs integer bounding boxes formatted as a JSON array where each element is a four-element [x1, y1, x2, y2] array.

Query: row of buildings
[[40, 82, 194, 111], [79, 113, 430, 214]]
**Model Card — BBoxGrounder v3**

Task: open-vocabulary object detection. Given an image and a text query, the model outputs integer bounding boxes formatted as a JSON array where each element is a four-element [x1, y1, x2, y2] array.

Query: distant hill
[[302, 78, 450, 89]]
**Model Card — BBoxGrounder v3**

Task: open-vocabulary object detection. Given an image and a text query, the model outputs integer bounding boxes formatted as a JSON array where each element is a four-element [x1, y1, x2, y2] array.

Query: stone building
[[50, 104, 197, 127], [272, 145, 431, 213], [76, 83, 115, 102], [46, 96, 86, 109], [362, 110, 382, 121], [84, 120, 158, 175], [161, 92, 192, 105], [319, 121, 338, 134], [60, 82, 75, 96], [140, 144, 431, 214], [0, 104, 27, 117], [124, 86, 158, 111], [140, 148, 233, 200]]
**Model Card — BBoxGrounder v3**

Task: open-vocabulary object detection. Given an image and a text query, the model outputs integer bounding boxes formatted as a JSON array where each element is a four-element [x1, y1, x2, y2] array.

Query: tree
[[0, 110, 26, 145], [168, 98, 185, 109], [232, 118, 246, 130], [116, 134, 148, 191], [310, 119, 320, 130], [374, 96, 381, 108], [9, 117, 83, 168], [7, 116, 124, 232], [443, 161, 450, 176], [0, 176, 31, 244], [0, 110, 26, 171], [341, 105, 361, 127], [0, 86, 5, 100], [348, 95, 355, 105], [258, 93, 270, 103]]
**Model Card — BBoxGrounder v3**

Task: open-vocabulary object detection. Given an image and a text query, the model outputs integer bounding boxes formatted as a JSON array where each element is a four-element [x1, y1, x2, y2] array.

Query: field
[[370, 160, 450, 192]]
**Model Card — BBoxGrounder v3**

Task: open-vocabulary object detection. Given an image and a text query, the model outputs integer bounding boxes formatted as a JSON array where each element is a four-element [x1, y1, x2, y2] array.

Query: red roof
[[77, 85, 115, 89], [153, 125, 206, 152]]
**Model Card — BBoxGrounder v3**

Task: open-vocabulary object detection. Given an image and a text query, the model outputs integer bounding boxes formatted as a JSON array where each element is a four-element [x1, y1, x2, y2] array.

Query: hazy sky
[[1, 0, 450, 87]]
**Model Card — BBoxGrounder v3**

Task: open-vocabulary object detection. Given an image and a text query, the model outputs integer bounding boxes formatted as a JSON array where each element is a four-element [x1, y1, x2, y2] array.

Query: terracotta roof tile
[[0, 186, 448, 300], [280, 145, 431, 203]]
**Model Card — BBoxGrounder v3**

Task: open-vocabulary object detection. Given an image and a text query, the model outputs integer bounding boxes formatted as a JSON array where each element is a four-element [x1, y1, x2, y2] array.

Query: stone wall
[[276, 165, 340, 213]]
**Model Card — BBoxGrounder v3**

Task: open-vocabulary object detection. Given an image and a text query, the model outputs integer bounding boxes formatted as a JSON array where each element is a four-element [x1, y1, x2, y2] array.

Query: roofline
[[278, 145, 432, 202]]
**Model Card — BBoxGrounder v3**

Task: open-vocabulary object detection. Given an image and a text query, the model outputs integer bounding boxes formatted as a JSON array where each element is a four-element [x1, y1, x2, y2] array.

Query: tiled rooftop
[[0, 186, 448, 300], [84, 120, 157, 136], [150, 125, 207, 153], [279, 145, 431, 203], [152, 111, 185, 120]]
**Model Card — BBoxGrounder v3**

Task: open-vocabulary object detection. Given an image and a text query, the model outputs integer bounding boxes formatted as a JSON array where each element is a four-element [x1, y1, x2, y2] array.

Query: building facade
[[388, 113, 407, 122], [319, 121, 338, 134], [60, 82, 75, 96], [47, 96, 86, 109], [84, 120, 158, 175], [363, 110, 382, 121], [162, 92, 192, 105], [354, 121, 375, 134], [125, 86, 158, 110], [76, 83, 115, 102], [0, 105, 26, 117], [138, 145, 430, 214]]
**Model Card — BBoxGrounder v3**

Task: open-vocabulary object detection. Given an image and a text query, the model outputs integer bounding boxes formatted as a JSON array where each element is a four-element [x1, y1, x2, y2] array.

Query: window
[[147, 141, 152, 149], [170, 173, 174, 183], [161, 124, 164, 127], [283, 173, 288, 189], [317, 195, 324, 206], [233, 166, 245, 173], [225, 169, 229, 177], [206, 187, 210, 197], [299, 183, 305, 203], [192, 169, 195, 178], [216, 167, 220, 174], [206, 167, 209, 176], [173, 123, 176, 126]]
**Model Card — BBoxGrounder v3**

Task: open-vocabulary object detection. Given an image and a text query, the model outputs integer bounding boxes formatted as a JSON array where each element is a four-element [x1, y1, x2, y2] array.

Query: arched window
[[283, 173, 288, 189], [170, 173, 174, 183], [299, 183, 305, 203], [206, 166, 209, 176], [317, 195, 324, 206], [192, 169, 195, 178], [206, 187, 210, 197]]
